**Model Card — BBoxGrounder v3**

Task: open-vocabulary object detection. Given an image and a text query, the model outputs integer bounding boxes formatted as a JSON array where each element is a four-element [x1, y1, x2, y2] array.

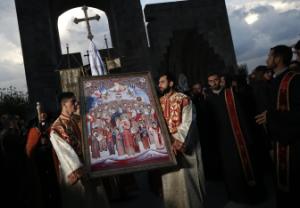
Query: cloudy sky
[[0, 0, 299, 91]]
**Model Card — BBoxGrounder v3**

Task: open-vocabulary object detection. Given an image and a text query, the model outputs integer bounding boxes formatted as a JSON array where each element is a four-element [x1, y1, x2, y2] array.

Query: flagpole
[[104, 34, 111, 60], [66, 43, 70, 69]]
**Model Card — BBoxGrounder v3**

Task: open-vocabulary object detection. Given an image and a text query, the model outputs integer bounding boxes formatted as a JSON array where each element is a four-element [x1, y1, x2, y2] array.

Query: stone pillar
[[107, 0, 150, 73], [15, 0, 61, 113]]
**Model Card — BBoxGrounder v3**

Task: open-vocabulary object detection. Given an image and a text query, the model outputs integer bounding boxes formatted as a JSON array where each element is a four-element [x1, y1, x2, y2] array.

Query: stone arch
[[15, 0, 149, 113]]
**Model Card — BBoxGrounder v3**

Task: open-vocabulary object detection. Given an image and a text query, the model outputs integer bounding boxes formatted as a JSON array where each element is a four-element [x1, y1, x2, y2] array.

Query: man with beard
[[206, 73, 223, 97], [158, 73, 205, 208], [256, 45, 300, 208], [203, 73, 225, 180], [206, 73, 266, 205]]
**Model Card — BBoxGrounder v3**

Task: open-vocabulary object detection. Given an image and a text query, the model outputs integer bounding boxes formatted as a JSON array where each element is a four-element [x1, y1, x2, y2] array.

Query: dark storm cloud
[[249, 5, 273, 14], [254, 8, 300, 42], [228, 3, 300, 69]]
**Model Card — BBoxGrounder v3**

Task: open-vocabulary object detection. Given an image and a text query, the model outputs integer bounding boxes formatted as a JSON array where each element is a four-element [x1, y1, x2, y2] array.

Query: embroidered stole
[[275, 71, 298, 192], [225, 88, 256, 186]]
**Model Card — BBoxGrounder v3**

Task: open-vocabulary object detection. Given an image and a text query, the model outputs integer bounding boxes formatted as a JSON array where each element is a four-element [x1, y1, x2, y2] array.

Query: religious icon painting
[[80, 71, 176, 177]]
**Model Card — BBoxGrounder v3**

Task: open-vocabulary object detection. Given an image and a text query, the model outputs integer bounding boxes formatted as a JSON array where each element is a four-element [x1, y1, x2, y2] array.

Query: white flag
[[88, 40, 107, 76]]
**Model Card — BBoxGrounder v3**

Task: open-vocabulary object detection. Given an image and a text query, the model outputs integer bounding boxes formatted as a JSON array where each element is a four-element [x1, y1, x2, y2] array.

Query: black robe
[[30, 126, 61, 208], [239, 83, 273, 170], [194, 93, 223, 181], [206, 88, 266, 204], [25, 117, 62, 208], [249, 80, 272, 113], [266, 69, 300, 207], [250, 80, 273, 158]]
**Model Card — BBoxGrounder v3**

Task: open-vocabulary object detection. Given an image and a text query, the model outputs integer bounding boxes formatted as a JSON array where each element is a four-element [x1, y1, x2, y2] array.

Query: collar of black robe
[[273, 67, 288, 78], [212, 87, 224, 95]]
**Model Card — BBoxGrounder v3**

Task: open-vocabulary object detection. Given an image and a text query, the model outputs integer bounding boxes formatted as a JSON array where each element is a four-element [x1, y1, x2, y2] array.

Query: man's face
[[231, 80, 238, 88], [266, 49, 279, 69], [263, 70, 273, 81], [220, 76, 226, 87], [62, 97, 77, 115], [207, 75, 221, 90], [294, 49, 300, 61], [158, 75, 173, 94], [40, 113, 47, 121], [192, 84, 202, 96]]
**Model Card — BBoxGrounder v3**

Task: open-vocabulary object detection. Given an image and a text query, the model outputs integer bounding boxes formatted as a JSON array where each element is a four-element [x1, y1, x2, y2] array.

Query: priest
[[158, 73, 205, 208], [50, 92, 87, 208], [256, 45, 300, 208], [50, 92, 108, 208], [206, 78, 266, 205]]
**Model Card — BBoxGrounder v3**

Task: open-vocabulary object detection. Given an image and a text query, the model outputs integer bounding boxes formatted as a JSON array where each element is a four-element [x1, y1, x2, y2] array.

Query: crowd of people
[[0, 40, 299, 208], [186, 42, 300, 207]]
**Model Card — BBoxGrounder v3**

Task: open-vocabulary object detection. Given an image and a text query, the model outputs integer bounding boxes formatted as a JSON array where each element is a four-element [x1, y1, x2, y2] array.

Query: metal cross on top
[[74, 5, 100, 40]]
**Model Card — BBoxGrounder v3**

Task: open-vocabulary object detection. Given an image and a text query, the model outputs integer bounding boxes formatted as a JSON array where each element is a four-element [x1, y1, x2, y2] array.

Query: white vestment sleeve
[[172, 101, 193, 143], [50, 131, 83, 179]]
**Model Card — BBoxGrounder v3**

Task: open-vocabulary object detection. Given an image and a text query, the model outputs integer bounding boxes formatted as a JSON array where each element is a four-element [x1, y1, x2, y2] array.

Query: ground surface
[[109, 172, 276, 208]]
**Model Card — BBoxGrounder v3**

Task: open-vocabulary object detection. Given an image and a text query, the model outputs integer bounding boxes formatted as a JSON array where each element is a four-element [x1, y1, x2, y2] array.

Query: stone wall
[[145, 0, 237, 82]]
